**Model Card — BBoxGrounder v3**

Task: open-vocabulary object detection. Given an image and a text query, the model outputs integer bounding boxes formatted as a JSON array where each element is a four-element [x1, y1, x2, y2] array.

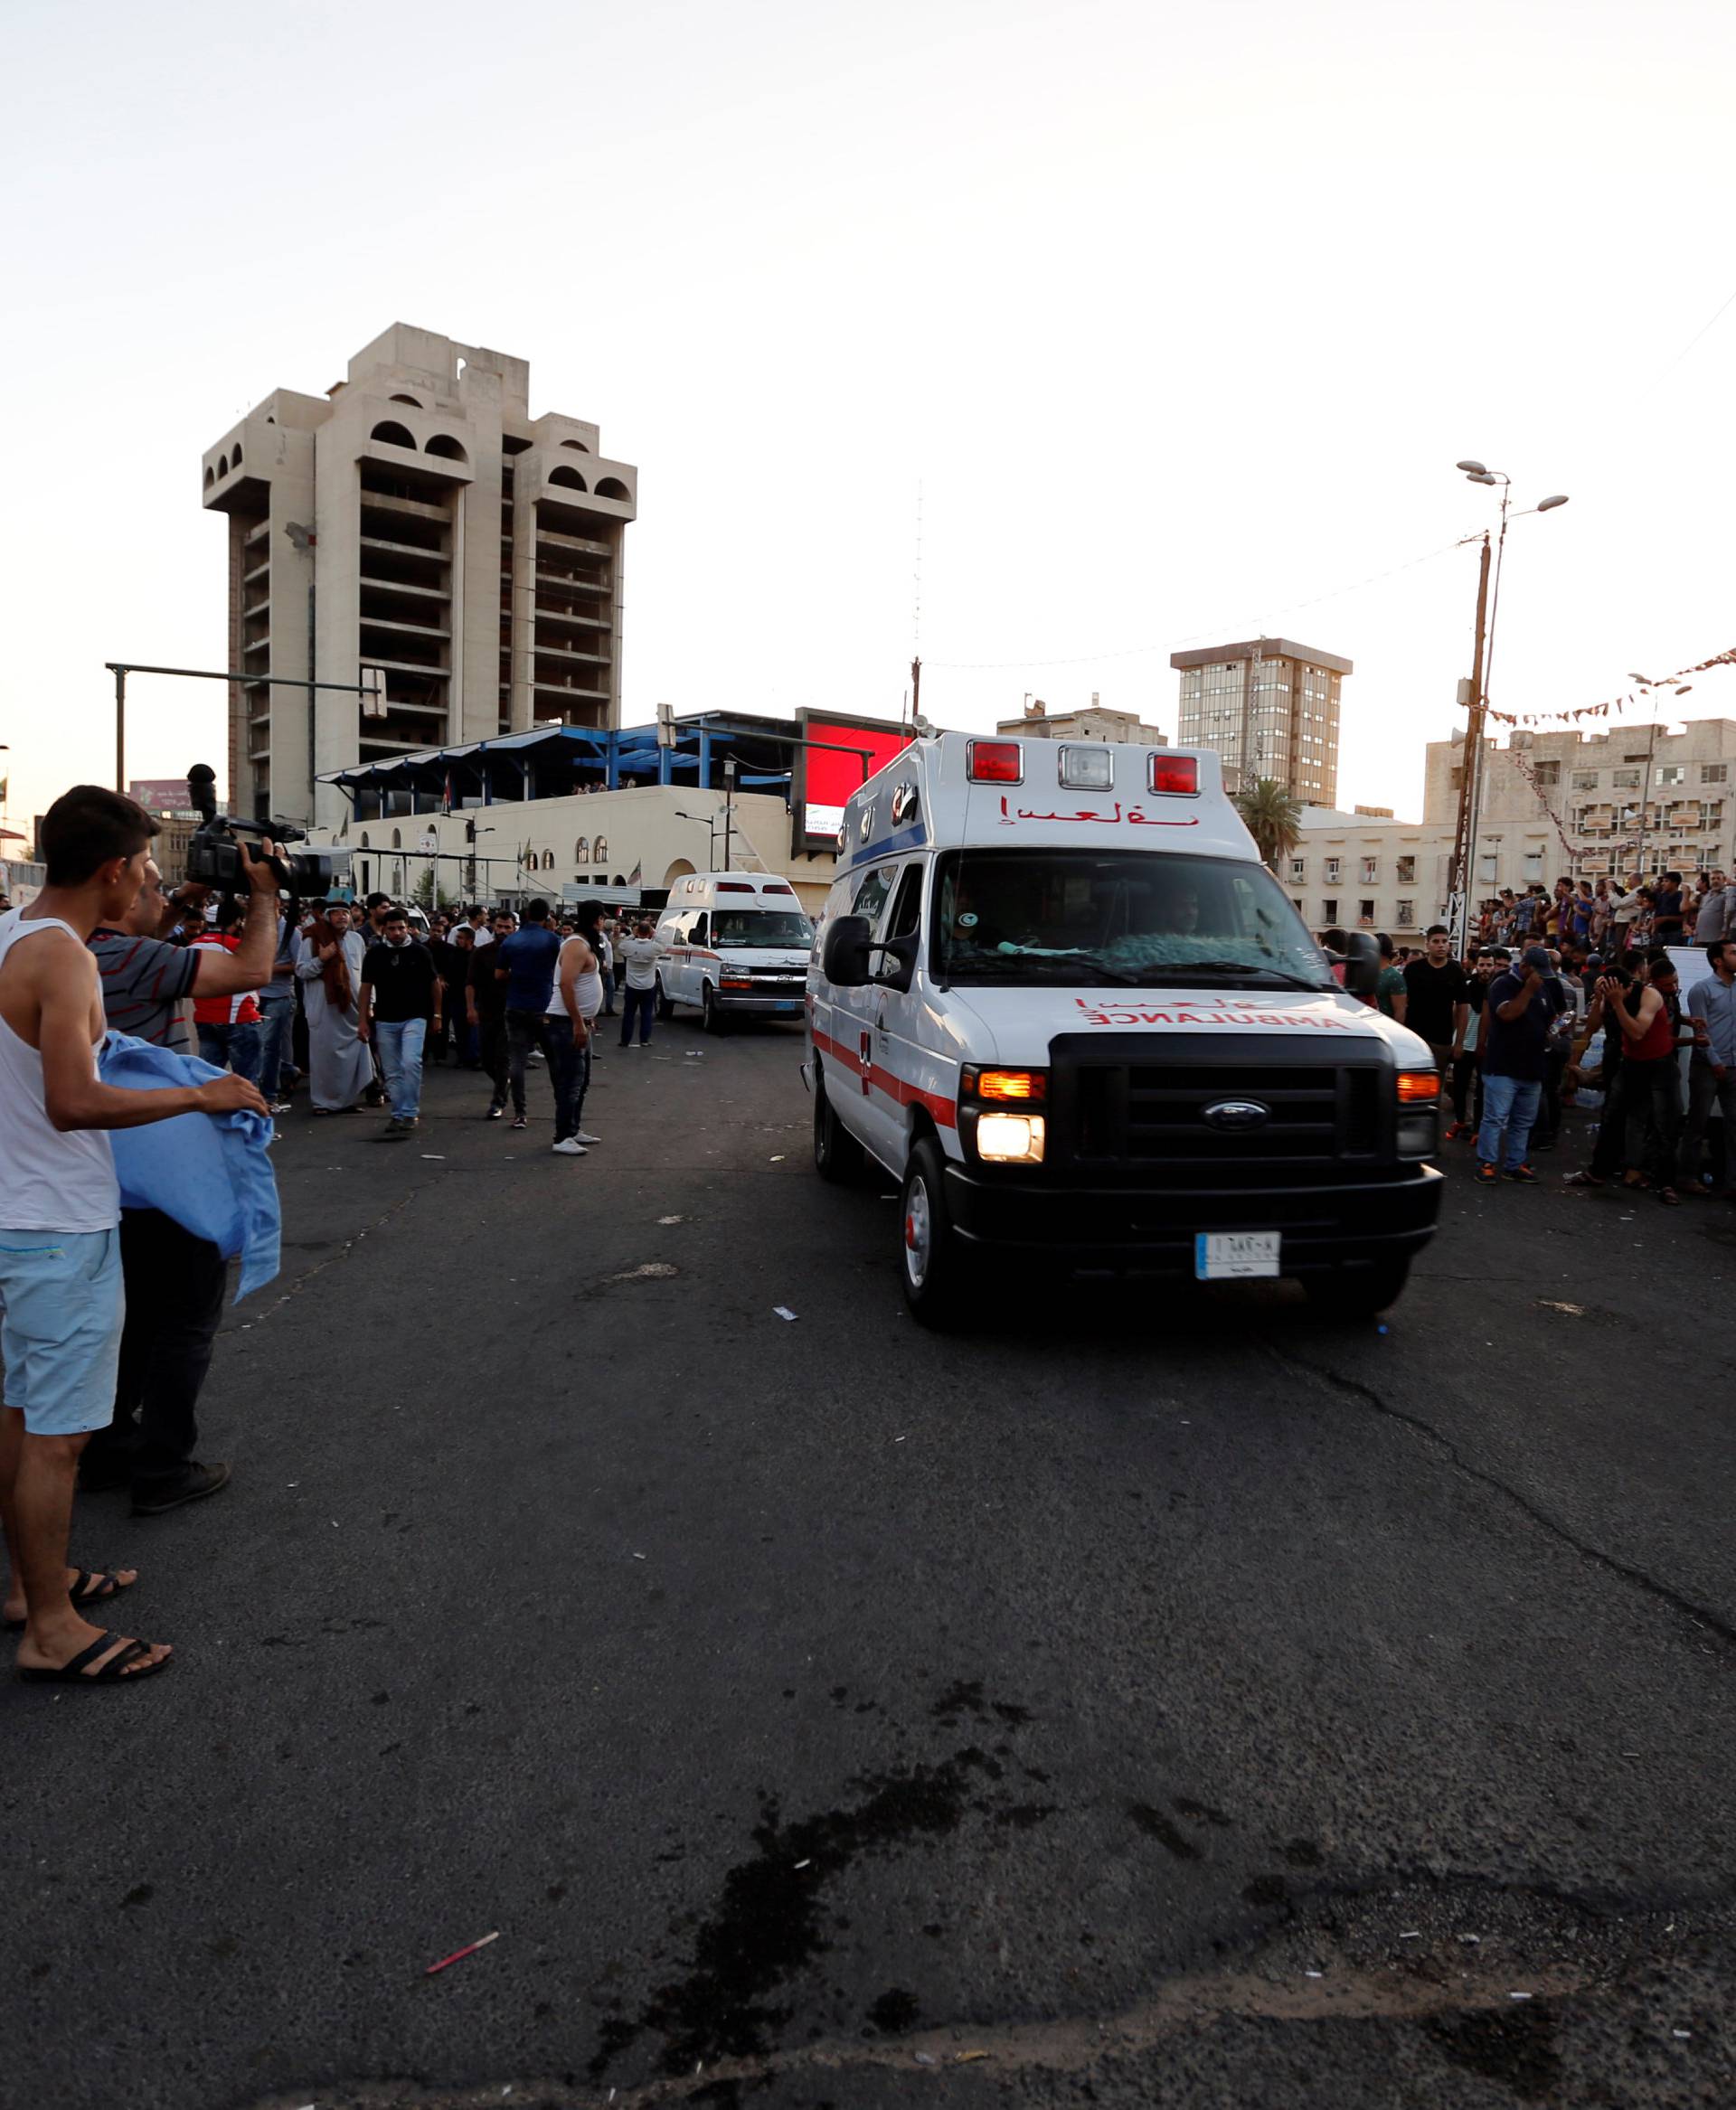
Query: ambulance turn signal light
[[1149, 755, 1199, 796], [961, 1066, 1048, 1103], [1396, 1071, 1440, 1104], [967, 739, 1024, 785]]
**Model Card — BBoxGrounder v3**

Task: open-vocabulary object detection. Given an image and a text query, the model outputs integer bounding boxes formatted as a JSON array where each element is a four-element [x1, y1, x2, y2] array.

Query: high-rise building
[[1169, 639, 1351, 805], [201, 325, 637, 828]]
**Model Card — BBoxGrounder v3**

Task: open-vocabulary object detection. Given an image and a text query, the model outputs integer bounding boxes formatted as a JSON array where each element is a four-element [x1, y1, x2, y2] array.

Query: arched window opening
[[218, 453, 230, 477], [594, 476, 630, 502], [390, 393, 423, 407], [560, 438, 591, 453], [231, 441, 243, 466], [371, 420, 416, 448], [426, 434, 467, 462], [203, 466, 214, 488], [575, 838, 590, 864], [548, 466, 587, 492], [593, 837, 608, 867], [392, 829, 402, 849]]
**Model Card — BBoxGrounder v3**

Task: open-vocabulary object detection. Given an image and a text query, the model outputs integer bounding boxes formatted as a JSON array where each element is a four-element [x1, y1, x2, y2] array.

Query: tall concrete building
[[1169, 639, 1351, 805], [201, 325, 637, 827]]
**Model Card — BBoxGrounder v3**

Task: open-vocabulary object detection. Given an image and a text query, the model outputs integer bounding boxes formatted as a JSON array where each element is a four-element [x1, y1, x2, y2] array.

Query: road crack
[[1266, 1342, 1735, 1652]]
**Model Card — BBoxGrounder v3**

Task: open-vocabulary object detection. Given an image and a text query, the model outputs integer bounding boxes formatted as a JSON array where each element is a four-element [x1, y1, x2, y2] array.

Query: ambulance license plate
[[776, 999, 799, 1013], [1194, 1231, 1280, 1280]]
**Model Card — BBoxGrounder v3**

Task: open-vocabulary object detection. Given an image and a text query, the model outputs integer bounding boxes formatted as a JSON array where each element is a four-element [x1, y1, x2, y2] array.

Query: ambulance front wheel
[[656, 982, 675, 1021], [900, 1137, 974, 1325], [813, 1071, 864, 1184], [703, 984, 730, 1035]]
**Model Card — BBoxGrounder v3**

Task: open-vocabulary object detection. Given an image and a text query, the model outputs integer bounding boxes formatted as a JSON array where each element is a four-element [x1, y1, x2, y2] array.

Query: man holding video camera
[[79, 827, 282, 1512]]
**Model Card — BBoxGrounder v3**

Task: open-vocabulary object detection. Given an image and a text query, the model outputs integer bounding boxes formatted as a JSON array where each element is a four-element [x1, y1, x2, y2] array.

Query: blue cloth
[[97, 1031, 281, 1303], [496, 926, 561, 1012]]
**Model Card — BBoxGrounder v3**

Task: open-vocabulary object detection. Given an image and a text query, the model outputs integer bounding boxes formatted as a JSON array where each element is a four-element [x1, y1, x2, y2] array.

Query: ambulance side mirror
[[821, 914, 873, 987], [872, 932, 920, 994], [1341, 929, 1381, 999]]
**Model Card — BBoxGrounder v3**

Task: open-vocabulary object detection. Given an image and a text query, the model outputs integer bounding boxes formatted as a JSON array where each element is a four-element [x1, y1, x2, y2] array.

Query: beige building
[[1285, 717, 1736, 936], [996, 697, 1168, 745], [201, 324, 637, 832], [1170, 639, 1350, 805]]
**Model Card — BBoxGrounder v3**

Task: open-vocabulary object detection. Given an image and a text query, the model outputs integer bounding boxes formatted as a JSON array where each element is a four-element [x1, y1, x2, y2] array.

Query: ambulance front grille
[[1068, 1061, 1382, 1173]]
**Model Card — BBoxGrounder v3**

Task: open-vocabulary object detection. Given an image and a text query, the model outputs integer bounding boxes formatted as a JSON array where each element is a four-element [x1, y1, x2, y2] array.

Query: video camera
[[184, 764, 352, 893]]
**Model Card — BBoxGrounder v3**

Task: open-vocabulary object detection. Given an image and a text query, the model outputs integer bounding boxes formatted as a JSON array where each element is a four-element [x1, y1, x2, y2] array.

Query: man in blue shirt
[[1683, 938, 1736, 1197], [1476, 945, 1567, 1185], [495, 900, 563, 1132]]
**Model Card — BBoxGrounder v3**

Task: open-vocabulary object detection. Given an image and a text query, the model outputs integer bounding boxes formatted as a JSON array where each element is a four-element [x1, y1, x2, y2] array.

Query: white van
[[654, 871, 816, 1033], [805, 733, 1445, 1323]]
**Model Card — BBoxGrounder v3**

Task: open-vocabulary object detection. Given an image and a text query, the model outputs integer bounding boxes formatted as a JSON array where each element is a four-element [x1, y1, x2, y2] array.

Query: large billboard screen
[[793, 711, 915, 853]]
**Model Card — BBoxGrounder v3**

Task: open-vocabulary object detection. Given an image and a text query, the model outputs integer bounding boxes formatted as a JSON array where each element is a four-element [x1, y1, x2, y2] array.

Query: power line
[[1650, 280, 1736, 388]]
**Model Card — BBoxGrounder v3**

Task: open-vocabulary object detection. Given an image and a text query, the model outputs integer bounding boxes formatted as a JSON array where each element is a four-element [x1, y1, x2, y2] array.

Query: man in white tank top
[[0, 787, 266, 1686]]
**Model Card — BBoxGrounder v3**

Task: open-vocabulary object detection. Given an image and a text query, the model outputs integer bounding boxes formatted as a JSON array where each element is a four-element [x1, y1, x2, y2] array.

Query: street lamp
[[1445, 462, 1571, 948]]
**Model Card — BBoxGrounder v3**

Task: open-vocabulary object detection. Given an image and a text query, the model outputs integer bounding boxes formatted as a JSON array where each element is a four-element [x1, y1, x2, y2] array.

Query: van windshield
[[933, 850, 1337, 991], [712, 909, 814, 949]]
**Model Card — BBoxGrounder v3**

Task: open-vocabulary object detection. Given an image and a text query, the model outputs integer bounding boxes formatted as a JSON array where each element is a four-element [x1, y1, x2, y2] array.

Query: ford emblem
[[1203, 1097, 1269, 1132]]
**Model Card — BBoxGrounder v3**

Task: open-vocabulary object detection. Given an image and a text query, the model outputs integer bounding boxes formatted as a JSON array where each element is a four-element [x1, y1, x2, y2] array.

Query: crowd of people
[[130, 884, 669, 1151], [0, 786, 677, 1686], [1335, 914, 1734, 1205], [1468, 867, 1734, 956]]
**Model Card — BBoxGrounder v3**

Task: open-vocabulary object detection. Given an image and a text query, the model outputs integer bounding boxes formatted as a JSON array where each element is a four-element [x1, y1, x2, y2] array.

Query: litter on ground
[[773, 1305, 799, 1322], [425, 1930, 499, 1975]]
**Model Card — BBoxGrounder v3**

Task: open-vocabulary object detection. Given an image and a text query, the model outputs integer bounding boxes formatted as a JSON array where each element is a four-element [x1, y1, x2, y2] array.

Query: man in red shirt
[[189, 904, 263, 1084]]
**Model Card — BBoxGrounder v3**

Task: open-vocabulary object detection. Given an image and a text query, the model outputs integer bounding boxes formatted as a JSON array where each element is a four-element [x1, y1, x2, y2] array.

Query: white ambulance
[[653, 871, 815, 1032], [804, 733, 1445, 1323]]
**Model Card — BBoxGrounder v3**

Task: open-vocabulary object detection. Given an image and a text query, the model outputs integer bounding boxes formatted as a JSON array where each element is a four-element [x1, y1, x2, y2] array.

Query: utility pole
[[1446, 532, 1493, 950]]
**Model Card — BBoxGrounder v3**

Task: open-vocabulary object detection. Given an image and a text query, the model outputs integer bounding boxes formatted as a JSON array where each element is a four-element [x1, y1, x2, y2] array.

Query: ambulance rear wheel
[[900, 1137, 972, 1326], [813, 1072, 863, 1184]]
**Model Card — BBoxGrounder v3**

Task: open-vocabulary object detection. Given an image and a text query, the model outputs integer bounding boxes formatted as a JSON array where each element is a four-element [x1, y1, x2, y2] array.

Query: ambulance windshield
[[933, 851, 1337, 991], [711, 909, 814, 950]]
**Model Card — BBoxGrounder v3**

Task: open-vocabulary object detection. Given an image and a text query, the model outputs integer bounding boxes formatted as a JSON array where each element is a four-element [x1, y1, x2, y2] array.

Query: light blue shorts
[[0, 1229, 124, 1437]]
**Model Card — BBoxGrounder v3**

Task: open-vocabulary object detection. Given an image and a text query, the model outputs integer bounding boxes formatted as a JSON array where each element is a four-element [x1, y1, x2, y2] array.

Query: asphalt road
[[4, 1024, 1732, 2110]]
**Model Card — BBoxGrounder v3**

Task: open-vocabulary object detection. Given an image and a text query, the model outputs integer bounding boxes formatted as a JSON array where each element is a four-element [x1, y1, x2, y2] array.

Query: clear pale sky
[[4, 0, 1733, 835]]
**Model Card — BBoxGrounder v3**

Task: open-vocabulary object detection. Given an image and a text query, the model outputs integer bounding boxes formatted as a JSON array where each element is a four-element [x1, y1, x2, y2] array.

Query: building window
[[1325, 858, 1341, 883], [1612, 769, 1641, 788], [1524, 851, 1544, 878], [1396, 900, 1414, 926], [1360, 858, 1378, 884], [1396, 854, 1416, 883], [1358, 900, 1375, 924], [592, 837, 608, 867], [1657, 764, 1686, 785], [1292, 898, 1304, 915], [574, 838, 590, 864], [1702, 762, 1728, 784], [1288, 858, 1306, 880], [1321, 899, 1338, 923], [1533, 759, 1561, 786], [1571, 770, 1599, 790]]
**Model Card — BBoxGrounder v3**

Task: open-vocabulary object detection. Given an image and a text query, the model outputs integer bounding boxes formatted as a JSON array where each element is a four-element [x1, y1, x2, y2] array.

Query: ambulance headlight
[[976, 1112, 1046, 1163]]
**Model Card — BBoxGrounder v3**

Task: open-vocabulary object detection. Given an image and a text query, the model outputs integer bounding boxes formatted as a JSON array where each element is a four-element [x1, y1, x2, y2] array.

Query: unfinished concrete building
[[201, 324, 637, 828]]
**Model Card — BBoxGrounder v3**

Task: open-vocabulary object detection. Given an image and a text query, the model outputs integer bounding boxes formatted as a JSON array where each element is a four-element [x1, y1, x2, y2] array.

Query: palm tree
[[1234, 777, 1303, 870]]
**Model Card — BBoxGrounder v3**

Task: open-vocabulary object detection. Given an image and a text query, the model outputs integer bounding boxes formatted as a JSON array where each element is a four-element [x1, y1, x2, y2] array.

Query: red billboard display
[[793, 711, 915, 852]]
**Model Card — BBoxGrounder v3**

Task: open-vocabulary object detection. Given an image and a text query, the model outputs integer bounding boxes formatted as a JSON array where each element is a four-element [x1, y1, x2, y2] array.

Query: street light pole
[[1447, 532, 1494, 949], [1442, 467, 1569, 951]]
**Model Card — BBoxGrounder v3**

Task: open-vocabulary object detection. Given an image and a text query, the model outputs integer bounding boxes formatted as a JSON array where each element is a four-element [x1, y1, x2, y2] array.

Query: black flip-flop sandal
[[5, 1568, 133, 1633], [18, 1633, 171, 1685]]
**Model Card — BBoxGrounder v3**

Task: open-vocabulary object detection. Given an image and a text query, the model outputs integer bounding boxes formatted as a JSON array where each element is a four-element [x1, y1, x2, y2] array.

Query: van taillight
[[1149, 755, 1199, 796], [967, 740, 1023, 785]]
